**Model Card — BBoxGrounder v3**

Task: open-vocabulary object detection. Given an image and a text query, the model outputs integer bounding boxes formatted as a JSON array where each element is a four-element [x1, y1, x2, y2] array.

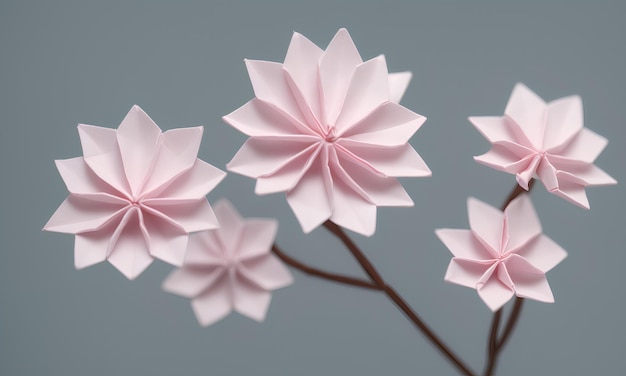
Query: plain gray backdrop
[[1, 1, 624, 375]]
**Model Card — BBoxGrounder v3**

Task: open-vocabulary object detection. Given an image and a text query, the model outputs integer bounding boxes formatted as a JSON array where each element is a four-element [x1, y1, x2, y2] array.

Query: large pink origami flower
[[224, 28, 431, 236], [162, 199, 293, 326], [436, 195, 567, 311], [470, 83, 617, 209], [44, 105, 226, 279]]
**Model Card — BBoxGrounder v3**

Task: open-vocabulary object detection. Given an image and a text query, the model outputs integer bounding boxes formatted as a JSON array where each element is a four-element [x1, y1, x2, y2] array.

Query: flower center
[[323, 127, 337, 143]]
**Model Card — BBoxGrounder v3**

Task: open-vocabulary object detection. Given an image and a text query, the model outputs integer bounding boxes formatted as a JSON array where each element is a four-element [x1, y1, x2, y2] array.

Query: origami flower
[[436, 195, 567, 311], [44, 105, 226, 279], [224, 28, 431, 236], [162, 199, 293, 326], [470, 83, 617, 209]]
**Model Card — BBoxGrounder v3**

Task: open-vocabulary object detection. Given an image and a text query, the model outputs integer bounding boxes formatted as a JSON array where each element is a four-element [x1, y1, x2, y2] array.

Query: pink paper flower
[[44, 105, 226, 280], [436, 195, 567, 311], [162, 199, 293, 326], [470, 83, 617, 209], [224, 28, 431, 236]]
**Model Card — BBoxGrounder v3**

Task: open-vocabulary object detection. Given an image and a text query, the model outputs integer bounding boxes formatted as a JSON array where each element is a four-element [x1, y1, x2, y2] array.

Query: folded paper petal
[[45, 106, 225, 279], [162, 199, 292, 326], [225, 29, 429, 236]]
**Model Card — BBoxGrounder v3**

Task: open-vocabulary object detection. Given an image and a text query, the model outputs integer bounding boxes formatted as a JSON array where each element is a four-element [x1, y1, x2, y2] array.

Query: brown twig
[[496, 297, 525, 351], [323, 221, 476, 376]]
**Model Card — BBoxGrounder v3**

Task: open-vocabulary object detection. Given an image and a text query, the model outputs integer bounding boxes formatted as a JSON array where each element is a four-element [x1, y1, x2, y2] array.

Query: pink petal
[[78, 124, 132, 198], [320, 28, 362, 127], [116, 105, 162, 197], [142, 213, 189, 266], [516, 235, 567, 273], [504, 83, 547, 150], [55, 157, 128, 204], [334, 150, 413, 207], [143, 199, 219, 233], [548, 128, 607, 163], [283, 32, 324, 124], [244, 60, 315, 135], [254, 145, 320, 195], [141, 126, 204, 197], [555, 164, 617, 187], [227, 137, 319, 178], [212, 199, 245, 255], [435, 229, 494, 260], [536, 159, 560, 191], [231, 271, 272, 322], [147, 160, 226, 202], [107, 211, 153, 280], [388, 71, 412, 104], [162, 267, 225, 298], [44, 195, 127, 234], [477, 275, 515, 311], [286, 153, 333, 233], [329, 178, 377, 236], [334, 55, 390, 134], [191, 275, 232, 326], [184, 231, 226, 267], [444, 258, 494, 288], [469, 116, 518, 144], [503, 195, 542, 253], [474, 145, 535, 174], [337, 141, 431, 177], [237, 219, 278, 260], [505, 254, 554, 303], [223, 99, 307, 137], [549, 180, 590, 209], [239, 254, 293, 290], [515, 154, 541, 190], [543, 95, 583, 150], [467, 197, 504, 257], [74, 224, 115, 269]]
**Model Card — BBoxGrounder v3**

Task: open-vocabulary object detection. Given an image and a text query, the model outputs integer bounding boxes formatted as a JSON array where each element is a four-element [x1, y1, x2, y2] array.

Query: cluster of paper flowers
[[44, 28, 616, 323]]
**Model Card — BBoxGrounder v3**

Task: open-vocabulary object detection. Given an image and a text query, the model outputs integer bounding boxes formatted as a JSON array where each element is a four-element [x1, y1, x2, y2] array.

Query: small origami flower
[[436, 195, 567, 311], [470, 83, 617, 209], [44, 105, 226, 279], [224, 28, 431, 236], [162, 199, 293, 326]]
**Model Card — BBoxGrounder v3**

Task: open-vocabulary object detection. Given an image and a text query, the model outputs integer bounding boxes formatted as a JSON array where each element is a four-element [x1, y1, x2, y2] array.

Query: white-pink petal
[[388, 71, 412, 104], [240, 254, 294, 290], [142, 213, 188, 266], [341, 102, 426, 146], [162, 267, 225, 299], [55, 157, 127, 204], [436, 229, 494, 261], [223, 99, 306, 138], [338, 142, 431, 177], [145, 199, 219, 233], [549, 128, 607, 163], [329, 178, 377, 236], [44, 196, 126, 234], [231, 272, 272, 322], [505, 255, 554, 302], [149, 160, 226, 202], [516, 235, 567, 273], [107, 212, 153, 280], [191, 276, 232, 326], [468, 116, 518, 145], [237, 220, 278, 260], [543, 95, 583, 151], [503, 195, 542, 253], [116, 105, 162, 197], [477, 273, 515, 312], [444, 258, 493, 288], [504, 83, 547, 150], [467, 198, 504, 257], [74, 226, 112, 269], [184, 231, 226, 267]]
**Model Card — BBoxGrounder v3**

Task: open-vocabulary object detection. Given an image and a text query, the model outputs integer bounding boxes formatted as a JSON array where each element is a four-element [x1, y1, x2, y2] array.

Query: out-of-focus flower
[[470, 83, 616, 209], [224, 28, 431, 236], [162, 199, 293, 326], [44, 105, 226, 279], [436, 195, 567, 311]]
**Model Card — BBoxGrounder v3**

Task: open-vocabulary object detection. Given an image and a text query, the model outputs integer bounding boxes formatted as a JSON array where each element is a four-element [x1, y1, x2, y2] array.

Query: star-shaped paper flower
[[162, 199, 293, 326], [470, 83, 617, 209], [44, 105, 226, 279], [436, 195, 567, 311], [224, 28, 431, 236]]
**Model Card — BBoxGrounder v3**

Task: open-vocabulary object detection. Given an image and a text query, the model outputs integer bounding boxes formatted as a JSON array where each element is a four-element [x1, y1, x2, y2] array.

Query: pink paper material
[[471, 83, 617, 209], [44, 105, 226, 279], [162, 199, 293, 326], [436, 195, 567, 311], [224, 28, 431, 236]]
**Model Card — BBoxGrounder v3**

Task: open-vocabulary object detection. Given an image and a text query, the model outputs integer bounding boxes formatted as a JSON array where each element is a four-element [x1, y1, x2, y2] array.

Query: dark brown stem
[[272, 244, 380, 290], [483, 179, 536, 375], [496, 297, 524, 351], [323, 221, 476, 376]]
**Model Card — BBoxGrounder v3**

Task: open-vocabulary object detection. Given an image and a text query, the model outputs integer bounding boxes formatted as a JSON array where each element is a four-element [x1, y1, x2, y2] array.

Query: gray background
[[1, 1, 624, 375]]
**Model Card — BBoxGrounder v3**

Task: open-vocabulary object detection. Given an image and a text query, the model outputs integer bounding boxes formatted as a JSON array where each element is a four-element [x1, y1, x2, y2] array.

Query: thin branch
[[272, 244, 380, 290], [484, 309, 502, 376], [323, 221, 476, 376], [497, 297, 525, 350]]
